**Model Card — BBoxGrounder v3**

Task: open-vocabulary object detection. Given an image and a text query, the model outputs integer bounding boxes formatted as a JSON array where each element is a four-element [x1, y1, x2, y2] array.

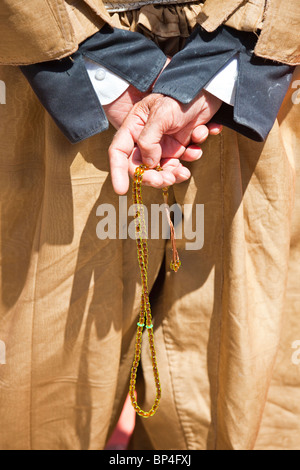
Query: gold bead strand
[[129, 164, 181, 418], [129, 165, 161, 418], [130, 169, 145, 415]]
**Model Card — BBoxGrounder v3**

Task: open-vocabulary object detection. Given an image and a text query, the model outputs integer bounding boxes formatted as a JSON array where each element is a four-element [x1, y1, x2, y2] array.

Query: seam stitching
[[213, 132, 225, 450], [29, 190, 45, 450]]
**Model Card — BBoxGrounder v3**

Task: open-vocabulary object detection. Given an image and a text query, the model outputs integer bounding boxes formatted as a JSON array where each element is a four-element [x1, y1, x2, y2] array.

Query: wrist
[[150, 57, 172, 91], [103, 58, 171, 112]]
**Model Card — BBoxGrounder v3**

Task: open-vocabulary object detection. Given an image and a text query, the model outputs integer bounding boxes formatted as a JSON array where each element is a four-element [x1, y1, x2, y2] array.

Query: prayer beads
[[129, 164, 181, 418]]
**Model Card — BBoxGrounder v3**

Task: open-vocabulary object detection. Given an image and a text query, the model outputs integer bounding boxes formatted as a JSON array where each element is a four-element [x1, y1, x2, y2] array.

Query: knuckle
[[138, 136, 151, 152]]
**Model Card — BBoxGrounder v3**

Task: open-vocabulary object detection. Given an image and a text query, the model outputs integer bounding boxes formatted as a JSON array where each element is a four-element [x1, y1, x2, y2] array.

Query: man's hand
[[103, 85, 148, 130], [109, 91, 222, 195], [102, 57, 173, 130]]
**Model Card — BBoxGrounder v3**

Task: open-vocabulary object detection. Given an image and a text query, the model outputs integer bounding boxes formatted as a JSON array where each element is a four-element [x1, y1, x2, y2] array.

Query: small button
[[95, 69, 106, 81]]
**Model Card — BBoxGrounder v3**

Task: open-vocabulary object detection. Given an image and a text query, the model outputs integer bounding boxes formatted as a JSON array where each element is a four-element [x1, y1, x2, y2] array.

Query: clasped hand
[[105, 61, 223, 195]]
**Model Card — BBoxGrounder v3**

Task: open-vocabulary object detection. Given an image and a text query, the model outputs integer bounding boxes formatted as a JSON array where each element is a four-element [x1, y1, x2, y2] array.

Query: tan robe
[[0, 1, 299, 450]]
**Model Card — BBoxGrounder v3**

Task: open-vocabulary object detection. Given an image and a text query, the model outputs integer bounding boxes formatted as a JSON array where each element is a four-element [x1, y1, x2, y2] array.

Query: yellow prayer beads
[[129, 164, 181, 418]]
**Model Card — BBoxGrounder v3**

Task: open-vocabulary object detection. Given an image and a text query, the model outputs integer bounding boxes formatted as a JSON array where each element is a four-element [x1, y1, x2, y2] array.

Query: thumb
[[108, 126, 132, 195], [137, 96, 168, 168], [108, 99, 153, 194], [138, 119, 164, 168]]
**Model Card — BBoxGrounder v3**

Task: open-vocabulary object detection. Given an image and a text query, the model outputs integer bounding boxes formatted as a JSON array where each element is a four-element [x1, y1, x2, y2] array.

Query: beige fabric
[[0, 65, 164, 450], [254, 0, 300, 65], [198, 0, 246, 29], [112, 0, 300, 66], [197, 0, 261, 31], [0, 1, 299, 66], [110, 4, 202, 55], [0, 1, 300, 451], [1, 12, 300, 448], [64, 0, 108, 46], [224, 0, 266, 31], [0, 0, 110, 65], [131, 71, 300, 451], [0, 63, 299, 450], [255, 67, 300, 450], [198, 0, 300, 65]]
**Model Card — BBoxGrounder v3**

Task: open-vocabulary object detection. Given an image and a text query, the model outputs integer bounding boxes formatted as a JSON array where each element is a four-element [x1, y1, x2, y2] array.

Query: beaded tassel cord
[[129, 164, 181, 418]]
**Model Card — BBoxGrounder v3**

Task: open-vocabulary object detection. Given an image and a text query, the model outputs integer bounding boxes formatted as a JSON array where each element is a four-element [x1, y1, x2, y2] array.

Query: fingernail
[[188, 145, 203, 157], [196, 133, 207, 142], [179, 168, 191, 178], [192, 149, 203, 159], [164, 176, 175, 185], [144, 158, 154, 167]]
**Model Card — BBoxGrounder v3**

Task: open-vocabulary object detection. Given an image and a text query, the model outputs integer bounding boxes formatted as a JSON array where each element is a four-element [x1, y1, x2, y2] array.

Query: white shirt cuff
[[84, 57, 130, 105], [84, 54, 239, 107], [204, 55, 239, 106]]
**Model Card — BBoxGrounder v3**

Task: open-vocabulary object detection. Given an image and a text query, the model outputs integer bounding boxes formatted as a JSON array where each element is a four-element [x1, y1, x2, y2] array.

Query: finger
[[150, 134, 202, 164], [160, 135, 187, 160], [109, 126, 135, 195], [109, 106, 149, 194], [128, 148, 177, 189], [191, 125, 209, 144], [138, 123, 164, 169], [109, 149, 130, 195], [179, 145, 203, 162], [138, 129, 203, 167], [160, 158, 191, 184], [207, 122, 223, 135], [142, 170, 176, 189], [128, 152, 191, 188], [137, 98, 170, 168], [171, 165, 191, 184]]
